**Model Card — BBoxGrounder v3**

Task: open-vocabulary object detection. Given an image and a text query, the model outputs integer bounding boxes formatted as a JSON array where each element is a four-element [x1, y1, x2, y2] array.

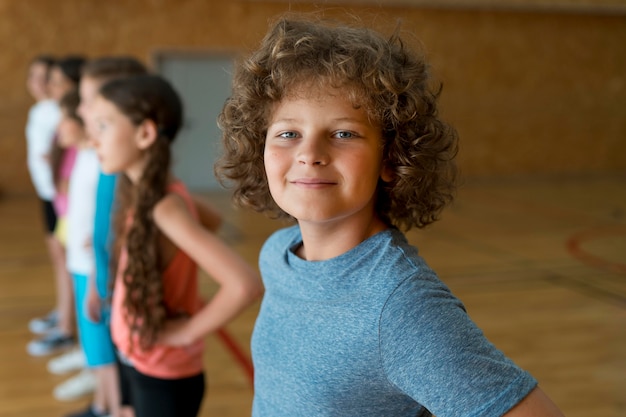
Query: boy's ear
[[380, 164, 394, 183], [134, 119, 158, 150]]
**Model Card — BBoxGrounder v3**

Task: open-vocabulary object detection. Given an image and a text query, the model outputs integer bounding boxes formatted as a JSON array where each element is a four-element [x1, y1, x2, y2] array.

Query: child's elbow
[[239, 273, 264, 303], [249, 277, 265, 301], [209, 212, 224, 231]]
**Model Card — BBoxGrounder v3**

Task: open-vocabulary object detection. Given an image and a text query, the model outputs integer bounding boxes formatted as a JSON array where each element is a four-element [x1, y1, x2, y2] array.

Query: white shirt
[[25, 99, 61, 200], [66, 148, 100, 275]]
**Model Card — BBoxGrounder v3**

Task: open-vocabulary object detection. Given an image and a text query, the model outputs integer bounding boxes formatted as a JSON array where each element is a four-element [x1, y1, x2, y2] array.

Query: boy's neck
[[296, 215, 388, 261]]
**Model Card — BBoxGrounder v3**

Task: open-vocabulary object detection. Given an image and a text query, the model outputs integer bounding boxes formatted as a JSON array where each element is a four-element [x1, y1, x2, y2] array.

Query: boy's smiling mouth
[[290, 177, 337, 187]]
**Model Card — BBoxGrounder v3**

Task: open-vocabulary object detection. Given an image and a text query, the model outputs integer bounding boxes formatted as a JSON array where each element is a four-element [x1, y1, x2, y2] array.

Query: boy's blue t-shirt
[[252, 225, 537, 417]]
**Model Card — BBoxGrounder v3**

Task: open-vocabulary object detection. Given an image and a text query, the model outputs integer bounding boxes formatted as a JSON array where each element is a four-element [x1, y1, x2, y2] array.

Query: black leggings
[[118, 361, 205, 417], [40, 199, 57, 234]]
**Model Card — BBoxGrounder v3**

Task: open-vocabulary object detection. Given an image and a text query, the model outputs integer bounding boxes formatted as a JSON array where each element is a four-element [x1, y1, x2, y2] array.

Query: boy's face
[[264, 85, 391, 228]]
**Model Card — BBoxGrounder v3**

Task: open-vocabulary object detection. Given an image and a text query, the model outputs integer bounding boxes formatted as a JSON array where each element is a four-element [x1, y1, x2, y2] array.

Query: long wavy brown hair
[[216, 14, 458, 231], [99, 75, 183, 350], [80, 56, 147, 304]]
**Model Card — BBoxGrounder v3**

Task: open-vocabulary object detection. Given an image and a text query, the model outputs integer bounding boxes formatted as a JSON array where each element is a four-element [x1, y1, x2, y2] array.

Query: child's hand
[[158, 317, 194, 347], [85, 284, 101, 323]]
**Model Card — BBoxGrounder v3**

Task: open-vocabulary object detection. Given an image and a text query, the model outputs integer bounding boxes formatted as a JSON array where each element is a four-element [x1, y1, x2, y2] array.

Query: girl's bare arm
[[153, 193, 263, 346]]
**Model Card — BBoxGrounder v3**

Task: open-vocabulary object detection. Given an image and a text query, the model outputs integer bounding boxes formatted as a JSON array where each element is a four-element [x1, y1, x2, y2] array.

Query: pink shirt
[[53, 146, 77, 216], [111, 181, 204, 379]]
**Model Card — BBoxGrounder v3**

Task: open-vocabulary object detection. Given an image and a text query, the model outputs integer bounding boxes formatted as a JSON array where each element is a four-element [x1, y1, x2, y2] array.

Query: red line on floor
[[216, 328, 254, 386], [565, 226, 626, 274]]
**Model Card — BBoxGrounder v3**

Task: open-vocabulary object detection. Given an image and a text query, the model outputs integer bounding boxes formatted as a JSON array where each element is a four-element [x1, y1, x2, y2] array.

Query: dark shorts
[[40, 199, 57, 234], [117, 357, 205, 417]]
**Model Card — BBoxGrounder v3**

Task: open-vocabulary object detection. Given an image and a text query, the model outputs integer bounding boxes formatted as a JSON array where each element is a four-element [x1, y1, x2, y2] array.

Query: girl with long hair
[[90, 74, 262, 417]]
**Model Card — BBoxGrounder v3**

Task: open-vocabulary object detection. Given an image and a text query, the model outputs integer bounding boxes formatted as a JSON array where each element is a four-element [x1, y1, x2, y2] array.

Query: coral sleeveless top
[[111, 181, 204, 379]]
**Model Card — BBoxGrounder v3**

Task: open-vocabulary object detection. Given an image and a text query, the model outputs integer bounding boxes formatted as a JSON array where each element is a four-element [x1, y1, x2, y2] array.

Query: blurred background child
[[58, 89, 114, 417], [91, 74, 262, 417], [79, 55, 148, 417], [27, 55, 86, 358], [24, 54, 63, 336]]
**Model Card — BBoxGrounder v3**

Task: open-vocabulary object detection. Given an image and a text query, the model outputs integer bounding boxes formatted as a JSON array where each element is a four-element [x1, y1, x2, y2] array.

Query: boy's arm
[[503, 387, 565, 417]]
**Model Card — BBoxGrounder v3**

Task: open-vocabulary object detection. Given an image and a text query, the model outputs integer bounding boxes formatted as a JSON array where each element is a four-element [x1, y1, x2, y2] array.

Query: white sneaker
[[47, 348, 85, 375], [53, 369, 96, 401], [29, 310, 58, 334], [27, 329, 74, 357]]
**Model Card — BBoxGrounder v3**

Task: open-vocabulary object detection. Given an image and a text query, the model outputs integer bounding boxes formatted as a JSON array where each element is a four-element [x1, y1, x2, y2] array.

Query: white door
[[157, 54, 234, 192]]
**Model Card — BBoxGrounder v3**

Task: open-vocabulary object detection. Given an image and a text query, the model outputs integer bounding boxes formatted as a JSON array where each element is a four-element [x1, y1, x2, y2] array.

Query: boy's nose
[[297, 138, 329, 166]]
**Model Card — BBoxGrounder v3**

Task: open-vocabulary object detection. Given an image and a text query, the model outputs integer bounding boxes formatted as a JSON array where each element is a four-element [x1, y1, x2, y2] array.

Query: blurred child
[[28, 55, 86, 357], [24, 55, 63, 334], [50, 89, 112, 417], [60, 55, 149, 417], [90, 74, 262, 417], [216, 14, 565, 417], [48, 56, 86, 103], [75, 57, 223, 417], [50, 121, 77, 248]]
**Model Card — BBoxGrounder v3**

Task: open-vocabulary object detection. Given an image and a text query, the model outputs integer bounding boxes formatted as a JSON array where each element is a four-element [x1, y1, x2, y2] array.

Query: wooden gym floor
[[0, 174, 624, 417]]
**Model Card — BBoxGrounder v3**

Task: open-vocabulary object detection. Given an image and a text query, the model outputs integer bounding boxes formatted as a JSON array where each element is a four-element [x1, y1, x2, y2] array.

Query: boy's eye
[[279, 131, 298, 139], [335, 130, 356, 139]]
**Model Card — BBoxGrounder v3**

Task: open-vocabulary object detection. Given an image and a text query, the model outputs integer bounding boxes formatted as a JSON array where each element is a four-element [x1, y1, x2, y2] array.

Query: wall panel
[[1, 0, 624, 195]]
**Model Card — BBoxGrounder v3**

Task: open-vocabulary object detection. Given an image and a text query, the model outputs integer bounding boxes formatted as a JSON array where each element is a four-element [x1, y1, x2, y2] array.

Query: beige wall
[[2, 0, 625, 196]]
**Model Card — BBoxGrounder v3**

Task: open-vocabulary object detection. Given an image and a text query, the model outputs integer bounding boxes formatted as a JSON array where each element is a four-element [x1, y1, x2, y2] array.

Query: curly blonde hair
[[216, 14, 458, 230]]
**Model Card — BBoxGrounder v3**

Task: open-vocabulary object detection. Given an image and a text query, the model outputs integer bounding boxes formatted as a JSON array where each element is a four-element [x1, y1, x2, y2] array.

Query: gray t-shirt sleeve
[[379, 273, 537, 417]]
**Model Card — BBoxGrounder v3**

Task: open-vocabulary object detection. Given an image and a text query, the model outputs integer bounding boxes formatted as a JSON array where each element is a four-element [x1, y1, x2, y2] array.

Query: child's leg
[[125, 366, 205, 417], [28, 200, 59, 334], [26, 226, 75, 356], [47, 234, 74, 336], [96, 364, 120, 417], [91, 372, 107, 414], [119, 407, 134, 417], [117, 358, 134, 417], [72, 273, 120, 415]]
